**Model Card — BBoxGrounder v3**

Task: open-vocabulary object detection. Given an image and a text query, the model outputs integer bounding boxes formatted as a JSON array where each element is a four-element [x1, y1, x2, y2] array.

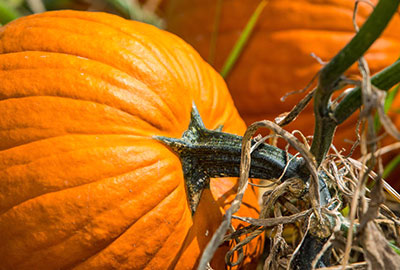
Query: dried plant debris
[[199, 2, 400, 268], [361, 221, 400, 270], [198, 124, 400, 270]]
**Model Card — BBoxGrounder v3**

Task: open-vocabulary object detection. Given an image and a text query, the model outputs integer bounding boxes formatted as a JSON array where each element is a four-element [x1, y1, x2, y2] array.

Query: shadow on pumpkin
[[169, 187, 262, 269]]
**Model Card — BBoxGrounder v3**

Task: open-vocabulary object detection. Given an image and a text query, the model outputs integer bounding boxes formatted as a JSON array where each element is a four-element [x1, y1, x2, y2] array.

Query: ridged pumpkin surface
[[166, 0, 400, 151], [0, 11, 261, 269]]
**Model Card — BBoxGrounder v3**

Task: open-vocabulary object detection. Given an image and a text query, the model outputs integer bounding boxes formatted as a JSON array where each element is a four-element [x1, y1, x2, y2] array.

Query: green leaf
[[6, 0, 23, 8], [42, 0, 73, 10], [383, 153, 400, 179], [220, 0, 268, 78], [374, 83, 400, 132], [106, 0, 164, 28], [389, 241, 400, 256], [341, 205, 350, 217], [0, 0, 22, 24], [208, 0, 223, 65]]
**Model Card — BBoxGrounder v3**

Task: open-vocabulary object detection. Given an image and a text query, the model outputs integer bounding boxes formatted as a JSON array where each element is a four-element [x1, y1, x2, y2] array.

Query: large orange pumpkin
[[0, 11, 262, 269], [165, 0, 400, 152]]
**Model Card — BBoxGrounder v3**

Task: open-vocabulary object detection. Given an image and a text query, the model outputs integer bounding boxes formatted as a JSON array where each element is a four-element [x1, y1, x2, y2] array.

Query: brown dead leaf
[[361, 221, 400, 270]]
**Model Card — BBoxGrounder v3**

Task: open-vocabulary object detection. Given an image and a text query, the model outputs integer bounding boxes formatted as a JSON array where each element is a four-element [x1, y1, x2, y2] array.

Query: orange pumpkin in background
[[0, 11, 261, 269], [165, 0, 400, 152]]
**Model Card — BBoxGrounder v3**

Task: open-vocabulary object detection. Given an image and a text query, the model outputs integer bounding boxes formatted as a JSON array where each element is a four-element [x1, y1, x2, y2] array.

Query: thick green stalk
[[318, 0, 399, 91], [310, 0, 400, 165]]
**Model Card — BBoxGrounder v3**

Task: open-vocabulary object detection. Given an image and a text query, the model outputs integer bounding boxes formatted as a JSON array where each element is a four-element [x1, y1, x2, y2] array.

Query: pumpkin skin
[[0, 11, 261, 269], [165, 0, 400, 152]]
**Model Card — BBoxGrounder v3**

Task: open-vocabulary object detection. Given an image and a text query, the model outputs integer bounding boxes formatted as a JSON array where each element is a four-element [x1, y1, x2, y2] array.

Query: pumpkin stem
[[156, 105, 333, 268], [156, 104, 305, 214]]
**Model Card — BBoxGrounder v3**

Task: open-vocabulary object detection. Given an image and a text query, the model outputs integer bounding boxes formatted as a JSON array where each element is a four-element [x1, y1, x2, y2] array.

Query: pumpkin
[[165, 0, 400, 152], [0, 10, 262, 269]]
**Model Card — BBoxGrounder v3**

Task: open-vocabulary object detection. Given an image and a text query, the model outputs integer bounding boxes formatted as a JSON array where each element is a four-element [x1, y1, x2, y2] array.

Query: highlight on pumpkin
[[1, 1, 400, 270]]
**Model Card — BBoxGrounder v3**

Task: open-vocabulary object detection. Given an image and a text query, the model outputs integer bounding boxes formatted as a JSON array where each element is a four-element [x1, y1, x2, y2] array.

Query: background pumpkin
[[0, 11, 261, 269], [165, 0, 400, 153]]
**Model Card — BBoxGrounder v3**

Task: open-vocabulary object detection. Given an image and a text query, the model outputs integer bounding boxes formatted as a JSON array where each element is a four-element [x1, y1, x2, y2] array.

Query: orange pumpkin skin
[[0, 11, 261, 269], [165, 0, 400, 151]]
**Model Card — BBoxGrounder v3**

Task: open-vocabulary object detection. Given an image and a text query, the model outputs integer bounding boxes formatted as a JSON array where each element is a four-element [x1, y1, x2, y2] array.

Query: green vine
[[310, 0, 400, 165], [334, 59, 400, 124]]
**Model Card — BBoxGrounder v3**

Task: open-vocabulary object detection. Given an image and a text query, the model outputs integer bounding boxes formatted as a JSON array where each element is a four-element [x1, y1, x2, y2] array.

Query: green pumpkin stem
[[155, 104, 305, 214]]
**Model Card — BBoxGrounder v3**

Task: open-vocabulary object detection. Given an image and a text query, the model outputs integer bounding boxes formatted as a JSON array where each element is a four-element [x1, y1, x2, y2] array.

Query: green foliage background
[[0, 0, 164, 27]]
